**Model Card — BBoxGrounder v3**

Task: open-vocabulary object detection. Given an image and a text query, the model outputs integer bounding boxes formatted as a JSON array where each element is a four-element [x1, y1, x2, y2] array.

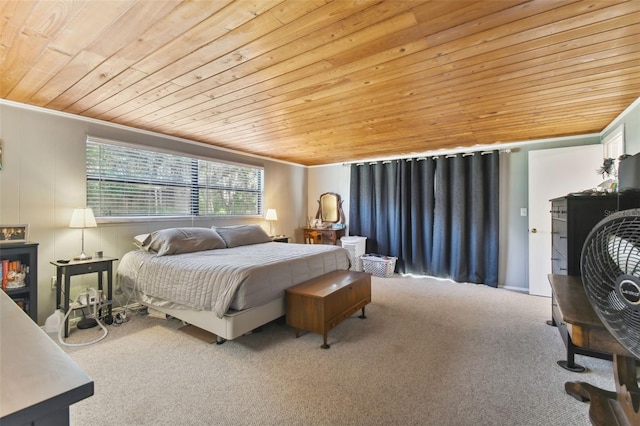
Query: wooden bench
[[285, 270, 371, 349]]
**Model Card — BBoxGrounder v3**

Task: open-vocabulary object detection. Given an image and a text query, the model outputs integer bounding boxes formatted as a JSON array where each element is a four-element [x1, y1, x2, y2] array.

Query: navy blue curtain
[[349, 151, 499, 287]]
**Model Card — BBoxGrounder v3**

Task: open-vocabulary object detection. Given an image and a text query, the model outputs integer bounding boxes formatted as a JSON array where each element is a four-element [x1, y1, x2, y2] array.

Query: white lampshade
[[69, 208, 97, 260], [69, 208, 97, 228], [265, 209, 277, 236], [265, 209, 278, 221]]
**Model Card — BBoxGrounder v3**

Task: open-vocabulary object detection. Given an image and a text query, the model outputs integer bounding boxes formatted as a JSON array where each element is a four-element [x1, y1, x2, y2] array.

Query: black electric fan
[[566, 208, 640, 425]]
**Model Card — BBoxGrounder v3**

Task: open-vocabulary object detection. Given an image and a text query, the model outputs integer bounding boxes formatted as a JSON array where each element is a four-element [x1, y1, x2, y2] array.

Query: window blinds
[[86, 138, 264, 218]]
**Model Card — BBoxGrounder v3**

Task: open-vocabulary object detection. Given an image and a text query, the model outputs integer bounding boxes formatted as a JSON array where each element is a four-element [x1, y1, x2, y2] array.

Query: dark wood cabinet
[[550, 193, 640, 276], [0, 242, 38, 322]]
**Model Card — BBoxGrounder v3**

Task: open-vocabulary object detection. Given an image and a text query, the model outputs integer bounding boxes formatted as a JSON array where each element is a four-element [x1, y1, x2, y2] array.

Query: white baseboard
[[502, 285, 529, 294]]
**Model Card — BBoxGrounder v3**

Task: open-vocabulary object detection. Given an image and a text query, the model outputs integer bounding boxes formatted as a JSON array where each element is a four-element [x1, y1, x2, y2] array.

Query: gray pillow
[[142, 228, 226, 256], [212, 225, 271, 248]]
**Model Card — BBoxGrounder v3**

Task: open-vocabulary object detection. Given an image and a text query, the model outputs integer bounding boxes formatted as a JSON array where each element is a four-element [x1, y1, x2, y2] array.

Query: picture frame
[[0, 225, 29, 243]]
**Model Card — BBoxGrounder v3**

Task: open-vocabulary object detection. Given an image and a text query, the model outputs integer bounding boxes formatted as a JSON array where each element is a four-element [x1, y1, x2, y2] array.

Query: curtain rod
[[351, 149, 504, 166], [345, 148, 511, 166], [340, 132, 603, 167]]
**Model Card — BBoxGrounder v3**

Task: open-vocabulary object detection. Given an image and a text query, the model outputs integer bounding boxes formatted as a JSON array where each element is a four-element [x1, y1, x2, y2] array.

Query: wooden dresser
[[286, 270, 371, 349], [302, 227, 345, 245]]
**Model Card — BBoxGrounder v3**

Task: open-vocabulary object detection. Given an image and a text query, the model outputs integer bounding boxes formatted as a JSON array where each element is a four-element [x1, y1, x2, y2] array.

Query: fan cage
[[581, 209, 640, 360]]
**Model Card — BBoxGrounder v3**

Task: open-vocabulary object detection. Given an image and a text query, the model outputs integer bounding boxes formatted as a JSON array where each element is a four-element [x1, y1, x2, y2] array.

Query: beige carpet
[[59, 275, 617, 425]]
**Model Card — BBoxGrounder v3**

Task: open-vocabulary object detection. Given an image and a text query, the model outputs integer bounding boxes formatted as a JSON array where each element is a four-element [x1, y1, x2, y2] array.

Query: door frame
[[527, 144, 603, 296]]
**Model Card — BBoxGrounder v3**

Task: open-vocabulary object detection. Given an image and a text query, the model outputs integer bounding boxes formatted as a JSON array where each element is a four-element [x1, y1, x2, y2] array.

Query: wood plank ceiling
[[1, 0, 639, 166]]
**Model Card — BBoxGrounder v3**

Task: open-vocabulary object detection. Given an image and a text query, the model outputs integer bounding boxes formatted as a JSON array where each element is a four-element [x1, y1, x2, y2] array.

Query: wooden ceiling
[[2, 1, 639, 166]]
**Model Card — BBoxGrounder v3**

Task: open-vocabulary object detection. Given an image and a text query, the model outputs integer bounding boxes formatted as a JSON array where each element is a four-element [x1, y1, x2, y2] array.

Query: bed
[[116, 225, 350, 343]]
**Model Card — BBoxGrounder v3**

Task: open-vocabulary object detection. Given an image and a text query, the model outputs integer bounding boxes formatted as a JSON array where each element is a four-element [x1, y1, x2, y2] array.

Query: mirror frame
[[315, 192, 346, 224]]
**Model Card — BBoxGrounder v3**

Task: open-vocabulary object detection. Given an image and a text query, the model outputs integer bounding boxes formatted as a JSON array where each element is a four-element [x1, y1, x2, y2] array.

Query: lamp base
[[74, 252, 92, 261]]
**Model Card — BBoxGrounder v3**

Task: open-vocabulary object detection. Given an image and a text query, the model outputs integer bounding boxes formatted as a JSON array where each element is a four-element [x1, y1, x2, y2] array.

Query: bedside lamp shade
[[265, 209, 278, 236], [265, 209, 278, 221], [69, 208, 97, 260]]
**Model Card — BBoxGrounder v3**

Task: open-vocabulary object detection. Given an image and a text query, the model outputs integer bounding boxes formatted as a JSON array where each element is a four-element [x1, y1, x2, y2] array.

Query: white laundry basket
[[361, 255, 397, 278], [341, 236, 367, 271]]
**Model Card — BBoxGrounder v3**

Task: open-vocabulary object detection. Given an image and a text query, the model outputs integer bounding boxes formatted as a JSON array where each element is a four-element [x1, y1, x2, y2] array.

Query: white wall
[[601, 97, 640, 155], [0, 102, 306, 324], [499, 136, 600, 291]]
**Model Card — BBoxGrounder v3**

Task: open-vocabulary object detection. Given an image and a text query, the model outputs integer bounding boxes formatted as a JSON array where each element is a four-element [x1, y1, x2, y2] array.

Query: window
[[86, 138, 264, 218], [602, 124, 625, 161]]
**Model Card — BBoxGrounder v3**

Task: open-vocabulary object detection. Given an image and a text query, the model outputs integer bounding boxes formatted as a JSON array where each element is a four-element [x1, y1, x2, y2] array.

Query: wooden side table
[[549, 274, 640, 425], [51, 257, 118, 337], [548, 274, 633, 371]]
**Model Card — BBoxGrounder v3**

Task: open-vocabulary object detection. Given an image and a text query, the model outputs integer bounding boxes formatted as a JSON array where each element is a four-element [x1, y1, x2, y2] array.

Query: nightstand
[[51, 256, 118, 337], [271, 236, 289, 243]]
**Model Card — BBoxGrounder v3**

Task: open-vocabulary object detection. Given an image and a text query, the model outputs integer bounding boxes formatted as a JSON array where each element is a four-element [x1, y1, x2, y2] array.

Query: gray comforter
[[116, 242, 350, 318]]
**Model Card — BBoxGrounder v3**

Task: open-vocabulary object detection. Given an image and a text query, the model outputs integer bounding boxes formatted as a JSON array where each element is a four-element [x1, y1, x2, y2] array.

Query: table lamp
[[265, 209, 278, 236], [69, 207, 97, 260]]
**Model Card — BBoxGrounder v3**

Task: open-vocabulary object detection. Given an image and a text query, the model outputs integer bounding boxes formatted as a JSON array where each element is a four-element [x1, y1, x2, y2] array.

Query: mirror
[[315, 192, 345, 224]]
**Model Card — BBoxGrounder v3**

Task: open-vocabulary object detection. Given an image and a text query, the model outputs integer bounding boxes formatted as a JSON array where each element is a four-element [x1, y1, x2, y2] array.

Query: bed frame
[[140, 296, 286, 344]]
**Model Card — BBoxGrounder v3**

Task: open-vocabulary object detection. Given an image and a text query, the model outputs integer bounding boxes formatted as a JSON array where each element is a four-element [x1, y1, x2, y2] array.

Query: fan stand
[[565, 354, 640, 426]]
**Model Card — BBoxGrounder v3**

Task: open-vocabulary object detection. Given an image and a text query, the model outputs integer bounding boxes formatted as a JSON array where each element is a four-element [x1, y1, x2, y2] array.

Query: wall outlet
[[51, 276, 57, 290]]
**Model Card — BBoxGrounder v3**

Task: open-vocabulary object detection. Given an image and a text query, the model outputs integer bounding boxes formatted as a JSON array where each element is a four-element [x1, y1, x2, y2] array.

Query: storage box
[[361, 255, 397, 278], [341, 236, 367, 271]]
